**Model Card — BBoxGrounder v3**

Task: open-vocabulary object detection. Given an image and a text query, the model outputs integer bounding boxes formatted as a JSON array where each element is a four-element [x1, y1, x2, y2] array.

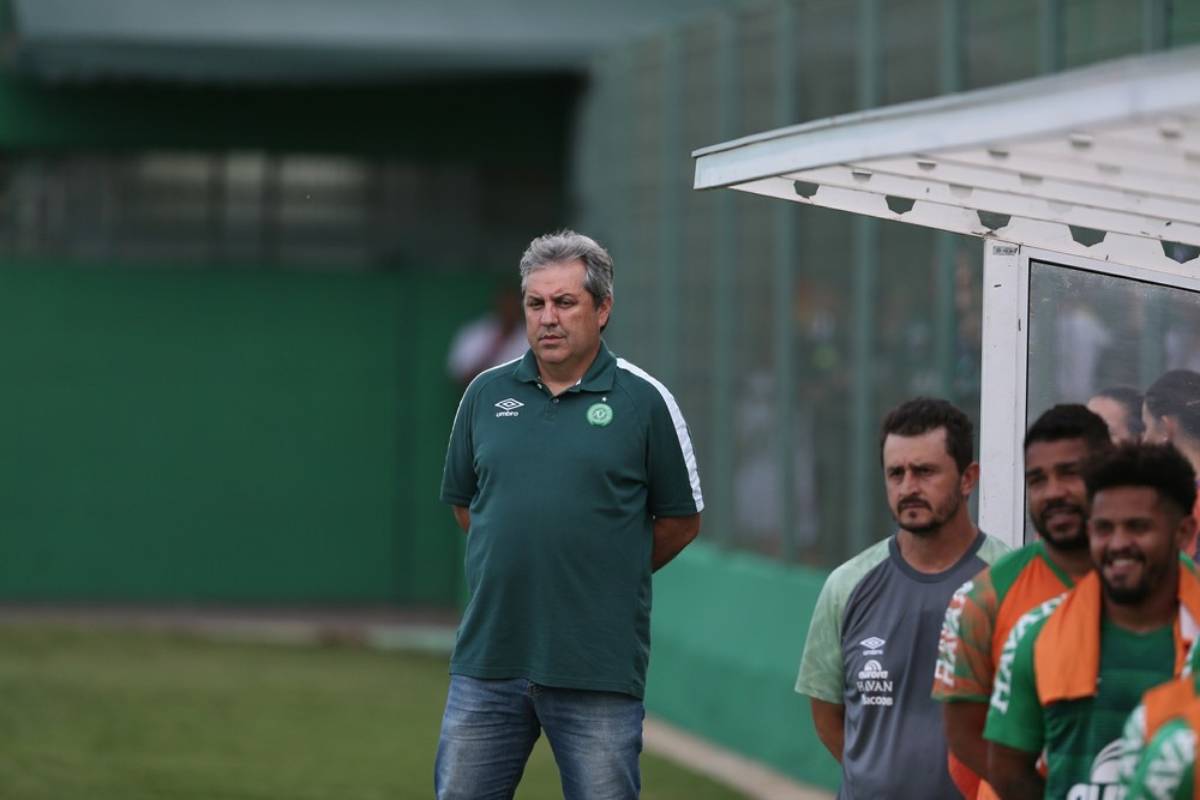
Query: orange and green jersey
[[1121, 704, 1200, 800], [984, 570, 1200, 799], [932, 540, 1075, 797], [934, 540, 1075, 703], [1116, 639, 1200, 796]]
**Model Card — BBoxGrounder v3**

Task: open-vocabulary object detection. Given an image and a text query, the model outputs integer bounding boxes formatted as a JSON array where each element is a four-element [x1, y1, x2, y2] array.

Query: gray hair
[[519, 229, 614, 308]]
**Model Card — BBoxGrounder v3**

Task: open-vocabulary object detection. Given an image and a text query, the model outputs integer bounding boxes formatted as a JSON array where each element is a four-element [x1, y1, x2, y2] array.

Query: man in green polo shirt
[[435, 229, 704, 800]]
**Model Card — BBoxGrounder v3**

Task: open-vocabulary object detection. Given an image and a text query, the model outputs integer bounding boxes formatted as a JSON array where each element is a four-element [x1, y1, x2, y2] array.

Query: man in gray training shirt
[[796, 398, 1009, 799]]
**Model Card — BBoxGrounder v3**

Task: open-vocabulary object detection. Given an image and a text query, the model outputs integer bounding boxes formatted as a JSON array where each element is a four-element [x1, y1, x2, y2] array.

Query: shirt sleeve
[[933, 569, 998, 703], [984, 614, 1045, 754], [644, 387, 703, 517], [796, 574, 847, 704], [439, 384, 478, 507], [1122, 719, 1194, 800]]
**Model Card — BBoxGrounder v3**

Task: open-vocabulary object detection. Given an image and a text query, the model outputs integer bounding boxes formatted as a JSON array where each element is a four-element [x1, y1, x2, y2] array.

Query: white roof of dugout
[[693, 46, 1200, 276]]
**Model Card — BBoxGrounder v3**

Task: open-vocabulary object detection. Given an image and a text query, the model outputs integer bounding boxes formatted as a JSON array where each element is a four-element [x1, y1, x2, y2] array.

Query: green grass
[[0, 625, 745, 800]]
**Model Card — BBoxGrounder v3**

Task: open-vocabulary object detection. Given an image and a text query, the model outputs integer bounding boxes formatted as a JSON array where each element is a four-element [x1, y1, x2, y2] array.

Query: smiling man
[[796, 398, 1009, 799], [984, 443, 1200, 800], [436, 230, 703, 800], [932, 405, 1111, 799]]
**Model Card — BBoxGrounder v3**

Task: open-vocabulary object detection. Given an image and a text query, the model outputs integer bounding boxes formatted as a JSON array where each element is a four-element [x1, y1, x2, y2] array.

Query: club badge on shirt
[[587, 402, 613, 427]]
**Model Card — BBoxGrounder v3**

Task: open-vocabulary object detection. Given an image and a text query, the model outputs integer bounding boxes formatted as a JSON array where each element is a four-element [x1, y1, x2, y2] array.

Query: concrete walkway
[[0, 604, 832, 800]]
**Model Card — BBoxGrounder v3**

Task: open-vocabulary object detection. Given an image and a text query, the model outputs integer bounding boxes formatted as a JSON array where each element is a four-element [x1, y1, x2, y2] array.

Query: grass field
[[0, 625, 745, 800]]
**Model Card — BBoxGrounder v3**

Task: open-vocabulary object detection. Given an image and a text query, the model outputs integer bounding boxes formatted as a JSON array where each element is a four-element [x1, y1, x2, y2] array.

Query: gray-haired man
[[436, 230, 704, 799]]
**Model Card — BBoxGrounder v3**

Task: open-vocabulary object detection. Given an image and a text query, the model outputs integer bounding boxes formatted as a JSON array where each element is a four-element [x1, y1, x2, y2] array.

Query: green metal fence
[[574, 0, 1200, 568]]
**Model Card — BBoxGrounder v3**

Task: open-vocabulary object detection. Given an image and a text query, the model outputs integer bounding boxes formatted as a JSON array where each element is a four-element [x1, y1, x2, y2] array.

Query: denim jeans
[[434, 674, 644, 800]]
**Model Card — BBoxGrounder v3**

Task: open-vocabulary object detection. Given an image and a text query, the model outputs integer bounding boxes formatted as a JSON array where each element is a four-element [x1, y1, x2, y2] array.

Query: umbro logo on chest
[[494, 398, 524, 418]]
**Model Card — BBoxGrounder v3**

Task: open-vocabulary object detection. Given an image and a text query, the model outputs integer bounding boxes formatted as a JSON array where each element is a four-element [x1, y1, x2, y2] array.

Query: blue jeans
[[434, 675, 644, 799]]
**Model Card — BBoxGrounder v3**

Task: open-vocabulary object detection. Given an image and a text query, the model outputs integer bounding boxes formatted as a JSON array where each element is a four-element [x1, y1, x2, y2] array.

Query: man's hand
[[987, 741, 1044, 800], [810, 698, 845, 763], [652, 513, 700, 571], [452, 506, 470, 533], [943, 701, 990, 780]]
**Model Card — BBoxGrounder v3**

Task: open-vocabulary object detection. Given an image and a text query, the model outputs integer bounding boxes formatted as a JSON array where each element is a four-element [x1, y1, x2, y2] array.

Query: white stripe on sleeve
[[616, 357, 704, 512]]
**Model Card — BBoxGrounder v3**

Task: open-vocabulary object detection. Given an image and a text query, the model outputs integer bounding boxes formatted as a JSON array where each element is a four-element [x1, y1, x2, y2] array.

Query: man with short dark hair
[[436, 230, 703, 799], [985, 443, 1200, 800], [932, 404, 1111, 799], [796, 397, 1009, 799]]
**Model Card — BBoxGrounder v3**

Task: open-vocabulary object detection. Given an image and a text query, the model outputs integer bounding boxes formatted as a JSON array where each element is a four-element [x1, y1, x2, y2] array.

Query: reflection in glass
[[1028, 261, 1200, 422], [1027, 261, 1200, 542]]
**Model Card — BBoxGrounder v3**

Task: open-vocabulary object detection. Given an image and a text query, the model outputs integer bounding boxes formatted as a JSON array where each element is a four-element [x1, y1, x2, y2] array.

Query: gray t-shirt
[[796, 531, 1009, 800]]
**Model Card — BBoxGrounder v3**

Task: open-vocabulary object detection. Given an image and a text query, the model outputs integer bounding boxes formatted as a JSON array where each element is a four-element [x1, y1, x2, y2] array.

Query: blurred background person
[[1143, 370, 1200, 556], [1088, 386, 1145, 444], [446, 286, 527, 388]]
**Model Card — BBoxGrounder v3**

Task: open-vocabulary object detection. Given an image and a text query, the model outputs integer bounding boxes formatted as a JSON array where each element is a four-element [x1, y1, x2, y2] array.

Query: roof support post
[[849, 0, 882, 554], [658, 33, 683, 389], [977, 242, 1026, 549], [1142, 0, 1171, 52], [1038, 0, 1065, 74], [936, 0, 966, 399], [774, 0, 798, 559], [711, 12, 739, 546]]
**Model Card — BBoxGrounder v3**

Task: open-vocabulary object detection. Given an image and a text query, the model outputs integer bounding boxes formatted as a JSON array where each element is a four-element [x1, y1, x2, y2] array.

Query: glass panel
[[1027, 260, 1200, 418], [1027, 259, 1200, 536]]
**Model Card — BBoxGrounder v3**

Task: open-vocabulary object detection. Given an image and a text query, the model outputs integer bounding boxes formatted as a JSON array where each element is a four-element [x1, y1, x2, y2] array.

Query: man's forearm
[[452, 506, 470, 533], [651, 514, 700, 571], [990, 771, 1044, 800], [809, 698, 845, 763], [988, 743, 1045, 800], [943, 701, 990, 779]]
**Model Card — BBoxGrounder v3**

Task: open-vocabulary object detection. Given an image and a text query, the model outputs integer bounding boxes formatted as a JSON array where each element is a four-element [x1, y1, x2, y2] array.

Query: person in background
[[796, 398, 1009, 799], [984, 443, 1200, 800], [1087, 386, 1145, 444], [445, 286, 528, 388], [933, 405, 1111, 799], [1143, 369, 1200, 555]]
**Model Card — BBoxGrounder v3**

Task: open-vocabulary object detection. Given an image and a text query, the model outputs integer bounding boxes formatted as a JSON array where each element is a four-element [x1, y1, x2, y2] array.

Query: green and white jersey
[[985, 607, 1175, 799], [1123, 717, 1194, 800], [441, 342, 703, 698]]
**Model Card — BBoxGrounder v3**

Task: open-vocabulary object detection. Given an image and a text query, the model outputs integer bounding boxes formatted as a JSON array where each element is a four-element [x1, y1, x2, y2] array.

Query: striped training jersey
[[932, 540, 1076, 797]]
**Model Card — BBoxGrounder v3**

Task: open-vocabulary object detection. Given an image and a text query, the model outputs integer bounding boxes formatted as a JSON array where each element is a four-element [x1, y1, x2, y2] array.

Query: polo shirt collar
[[513, 340, 616, 393]]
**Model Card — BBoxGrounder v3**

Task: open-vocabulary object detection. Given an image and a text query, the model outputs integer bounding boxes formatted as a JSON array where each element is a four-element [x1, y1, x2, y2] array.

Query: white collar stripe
[[615, 357, 704, 512]]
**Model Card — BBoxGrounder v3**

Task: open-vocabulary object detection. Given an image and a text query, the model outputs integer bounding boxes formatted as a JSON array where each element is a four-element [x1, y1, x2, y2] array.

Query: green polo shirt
[[440, 342, 703, 698]]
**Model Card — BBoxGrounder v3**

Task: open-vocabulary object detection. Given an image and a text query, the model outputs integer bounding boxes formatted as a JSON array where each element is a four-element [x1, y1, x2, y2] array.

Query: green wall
[[0, 72, 579, 161], [646, 542, 839, 790], [0, 262, 483, 605]]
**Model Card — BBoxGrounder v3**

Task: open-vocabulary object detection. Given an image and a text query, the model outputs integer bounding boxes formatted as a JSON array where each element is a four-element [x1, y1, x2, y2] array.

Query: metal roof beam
[[860, 156, 1200, 224], [786, 164, 1200, 244], [733, 175, 1200, 275]]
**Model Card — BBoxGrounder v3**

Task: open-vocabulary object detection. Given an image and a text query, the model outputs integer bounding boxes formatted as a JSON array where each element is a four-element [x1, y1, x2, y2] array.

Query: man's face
[[1087, 397, 1133, 443], [882, 429, 973, 537], [523, 260, 611, 372], [1142, 404, 1170, 444], [1089, 486, 1186, 605], [1025, 438, 1091, 551]]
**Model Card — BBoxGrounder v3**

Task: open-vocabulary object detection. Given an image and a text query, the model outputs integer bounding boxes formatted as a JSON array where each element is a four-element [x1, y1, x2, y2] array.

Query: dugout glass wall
[[977, 245, 1200, 547]]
